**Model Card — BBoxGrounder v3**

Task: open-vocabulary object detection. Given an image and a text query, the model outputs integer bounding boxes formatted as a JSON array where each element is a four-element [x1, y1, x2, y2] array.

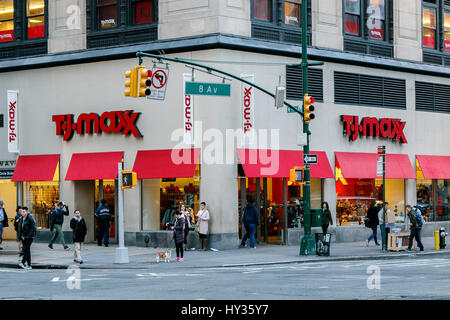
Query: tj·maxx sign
[[52, 110, 143, 141], [341, 115, 407, 144]]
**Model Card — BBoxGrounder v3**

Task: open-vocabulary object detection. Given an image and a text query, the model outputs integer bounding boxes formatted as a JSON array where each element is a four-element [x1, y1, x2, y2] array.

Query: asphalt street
[[1, 256, 450, 300]]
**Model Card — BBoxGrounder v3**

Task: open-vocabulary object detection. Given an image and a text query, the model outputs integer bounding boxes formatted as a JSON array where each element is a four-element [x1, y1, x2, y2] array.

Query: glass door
[[94, 179, 116, 243]]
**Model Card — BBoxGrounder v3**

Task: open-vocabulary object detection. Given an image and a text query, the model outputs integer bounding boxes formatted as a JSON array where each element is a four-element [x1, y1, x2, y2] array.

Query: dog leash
[[157, 231, 173, 251]]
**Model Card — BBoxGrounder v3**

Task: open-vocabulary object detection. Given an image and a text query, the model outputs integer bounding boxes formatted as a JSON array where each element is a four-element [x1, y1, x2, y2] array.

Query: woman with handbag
[[180, 204, 190, 250], [196, 202, 210, 251]]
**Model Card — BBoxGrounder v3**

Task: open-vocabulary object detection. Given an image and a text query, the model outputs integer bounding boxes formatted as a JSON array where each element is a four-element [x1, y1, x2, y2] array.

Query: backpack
[[415, 209, 424, 227], [408, 210, 420, 228]]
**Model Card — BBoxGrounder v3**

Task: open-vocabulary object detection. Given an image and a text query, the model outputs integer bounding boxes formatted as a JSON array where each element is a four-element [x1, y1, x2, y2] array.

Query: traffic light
[[125, 67, 138, 97], [290, 166, 305, 184], [138, 66, 151, 97], [303, 94, 315, 124], [121, 170, 137, 189]]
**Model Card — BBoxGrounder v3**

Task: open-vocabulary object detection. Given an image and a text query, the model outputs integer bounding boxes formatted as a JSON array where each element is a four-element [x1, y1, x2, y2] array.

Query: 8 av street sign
[[185, 82, 231, 96], [303, 154, 317, 164]]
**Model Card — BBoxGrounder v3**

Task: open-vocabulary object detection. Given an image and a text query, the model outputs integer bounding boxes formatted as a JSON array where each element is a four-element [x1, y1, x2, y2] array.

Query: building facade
[[0, 0, 449, 249]]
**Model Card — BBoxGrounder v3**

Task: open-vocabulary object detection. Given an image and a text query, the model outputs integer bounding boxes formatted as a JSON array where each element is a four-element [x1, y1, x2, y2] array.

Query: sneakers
[[173, 258, 179, 262], [73, 259, 83, 264], [25, 265, 32, 270], [366, 240, 370, 247], [48, 244, 53, 249], [18, 263, 26, 269], [64, 246, 70, 251], [179, 258, 184, 262], [239, 244, 246, 248]]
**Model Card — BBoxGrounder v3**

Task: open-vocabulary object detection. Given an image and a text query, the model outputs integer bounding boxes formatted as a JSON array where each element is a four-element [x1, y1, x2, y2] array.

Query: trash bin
[[315, 233, 331, 256]]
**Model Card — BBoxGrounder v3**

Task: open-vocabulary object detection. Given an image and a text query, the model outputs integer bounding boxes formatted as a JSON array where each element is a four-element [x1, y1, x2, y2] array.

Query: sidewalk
[[0, 237, 449, 269]]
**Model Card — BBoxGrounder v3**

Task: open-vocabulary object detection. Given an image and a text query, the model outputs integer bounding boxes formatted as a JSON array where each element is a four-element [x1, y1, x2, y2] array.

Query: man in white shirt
[[378, 202, 391, 251]]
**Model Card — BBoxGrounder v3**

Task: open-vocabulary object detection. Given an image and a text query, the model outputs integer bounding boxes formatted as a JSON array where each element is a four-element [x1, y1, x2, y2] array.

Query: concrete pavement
[[0, 236, 449, 270]]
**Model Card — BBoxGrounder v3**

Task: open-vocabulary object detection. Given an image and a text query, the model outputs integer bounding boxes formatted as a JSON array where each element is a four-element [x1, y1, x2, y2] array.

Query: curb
[[1, 249, 449, 270]]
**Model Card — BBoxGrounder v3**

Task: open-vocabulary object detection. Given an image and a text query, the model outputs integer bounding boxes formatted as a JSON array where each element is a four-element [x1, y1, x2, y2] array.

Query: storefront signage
[[7, 90, 19, 153], [241, 74, 255, 146], [0, 169, 14, 179], [183, 74, 195, 145], [52, 110, 143, 141], [341, 115, 407, 144], [0, 160, 16, 167]]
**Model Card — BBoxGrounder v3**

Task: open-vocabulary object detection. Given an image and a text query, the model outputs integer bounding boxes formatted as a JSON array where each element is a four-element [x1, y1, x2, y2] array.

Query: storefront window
[[0, 0, 14, 42], [97, 0, 117, 29], [423, 7, 436, 49], [284, 0, 301, 26], [336, 177, 405, 226], [23, 181, 59, 229], [254, 0, 270, 21], [344, 0, 360, 35], [444, 11, 450, 51], [142, 165, 200, 231], [416, 180, 432, 221], [133, 0, 153, 25], [436, 180, 449, 221], [27, 0, 45, 39], [366, 0, 385, 40]]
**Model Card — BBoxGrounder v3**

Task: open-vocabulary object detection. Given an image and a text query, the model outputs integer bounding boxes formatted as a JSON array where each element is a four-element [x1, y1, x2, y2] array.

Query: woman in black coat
[[366, 201, 380, 246], [172, 211, 185, 262], [321, 202, 333, 234], [70, 210, 87, 264]]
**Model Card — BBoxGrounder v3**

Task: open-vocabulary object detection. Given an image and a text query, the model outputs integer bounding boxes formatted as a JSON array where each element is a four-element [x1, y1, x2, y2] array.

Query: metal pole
[[256, 178, 261, 243], [115, 162, 129, 263], [283, 177, 288, 245], [299, 0, 315, 256]]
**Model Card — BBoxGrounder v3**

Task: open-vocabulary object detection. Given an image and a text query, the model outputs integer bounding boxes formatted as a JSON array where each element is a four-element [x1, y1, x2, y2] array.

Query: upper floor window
[[27, 0, 45, 39], [344, 0, 387, 41], [251, 0, 312, 44], [133, 0, 153, 24], [0, 0, 14, 43]]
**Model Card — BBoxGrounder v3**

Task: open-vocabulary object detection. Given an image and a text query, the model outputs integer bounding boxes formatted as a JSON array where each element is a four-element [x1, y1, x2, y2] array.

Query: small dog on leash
[[156, 249, 172, 263]]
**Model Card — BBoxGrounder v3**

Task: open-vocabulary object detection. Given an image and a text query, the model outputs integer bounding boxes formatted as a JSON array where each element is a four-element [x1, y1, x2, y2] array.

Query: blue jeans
[[241, 223, 256, 248], [368, 226, 378, 244], [0, 221, 3, 243], [409, 228, 424, 251], [97, 226, 109, 246]]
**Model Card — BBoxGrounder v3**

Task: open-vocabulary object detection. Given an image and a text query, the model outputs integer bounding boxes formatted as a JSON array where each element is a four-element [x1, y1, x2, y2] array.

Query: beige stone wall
[[394, 0, 423, 62], [48, 0, 86, 54], [312, 0, 343, 51], [158, 0, 251, 40]]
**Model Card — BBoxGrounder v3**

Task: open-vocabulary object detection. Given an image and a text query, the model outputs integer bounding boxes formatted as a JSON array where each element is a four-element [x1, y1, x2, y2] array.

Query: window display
[[23, 181, 59, 229], [27, 0, 44, 39], [284, 0, 301, 26], [344, 0, 360, 35], [423, 7, 436, 49], [141, 165, 200, 231], [444, 11, 450, 51], [436, 180, 449, 221], [254, 0, 270, 21], [134, 0, 153, 24], [0, 0, 14, 42], [97, 0, 117, 29], [367, 0, 385, 40]]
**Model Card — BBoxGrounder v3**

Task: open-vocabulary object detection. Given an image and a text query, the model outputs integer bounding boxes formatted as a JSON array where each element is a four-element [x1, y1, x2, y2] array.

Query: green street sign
[[185, 82, 231, 96]]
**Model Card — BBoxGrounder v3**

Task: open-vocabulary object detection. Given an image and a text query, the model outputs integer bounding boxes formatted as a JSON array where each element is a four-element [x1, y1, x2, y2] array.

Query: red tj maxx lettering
[[341, 115, 407, 144], [52, 110, 143, 141]]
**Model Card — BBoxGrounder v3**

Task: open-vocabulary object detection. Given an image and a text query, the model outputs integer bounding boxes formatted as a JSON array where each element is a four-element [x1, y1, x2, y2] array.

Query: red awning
[[335, 152, 415, 179], [416, 155, 450, 179], [133, 149, 200, 179], [65, 152, 124, 181], [237, 149, 334, 178], [12, 154, 60, 182]]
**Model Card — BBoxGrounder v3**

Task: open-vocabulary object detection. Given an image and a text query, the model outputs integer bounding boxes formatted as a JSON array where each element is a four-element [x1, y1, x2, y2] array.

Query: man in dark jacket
[[366, 201, 380, 246], [407, 205, 424, 251], [239, 199, 260, 249], [0, 200, 9, 250], [95, 199, 111, 247], [70, 210, 87, 264], [18, 207, 36, 270], [49, 201, 70, 250]]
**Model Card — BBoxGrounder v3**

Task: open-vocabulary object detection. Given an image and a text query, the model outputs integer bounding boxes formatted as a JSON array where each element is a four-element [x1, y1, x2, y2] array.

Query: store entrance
[[94, 179, 117, 243], [0, 180, 17, 240]]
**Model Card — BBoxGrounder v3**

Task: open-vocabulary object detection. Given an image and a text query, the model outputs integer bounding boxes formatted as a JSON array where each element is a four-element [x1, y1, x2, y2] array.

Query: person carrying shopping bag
[[196, 202, 210, 251]]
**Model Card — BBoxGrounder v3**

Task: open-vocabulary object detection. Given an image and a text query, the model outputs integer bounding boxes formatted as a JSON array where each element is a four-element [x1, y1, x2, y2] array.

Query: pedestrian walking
[[179, 204, 191, 249], [321, 202, 333, 234], [17, 207, 36, 270], [366, 201, 380, 246], [48, 201, 70, 250], [196, 202, 210, 251], [172, 211, 185, 261], [239, 198, 260, 249], [70, 210, 87, 264], [14, 206, 23, 258], [95, 199, 111, 247], [0, 200, 9, 250], [406, 205, 424, 251], [378, 202, 391, 250]]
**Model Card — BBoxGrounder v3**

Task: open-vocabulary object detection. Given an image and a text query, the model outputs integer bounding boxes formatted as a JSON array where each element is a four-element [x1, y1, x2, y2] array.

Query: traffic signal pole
[[299, 0, 315, 256]]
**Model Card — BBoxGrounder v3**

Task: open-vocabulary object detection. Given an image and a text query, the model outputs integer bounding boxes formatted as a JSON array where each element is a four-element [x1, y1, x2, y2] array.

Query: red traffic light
[[305, 96, 314, 104]]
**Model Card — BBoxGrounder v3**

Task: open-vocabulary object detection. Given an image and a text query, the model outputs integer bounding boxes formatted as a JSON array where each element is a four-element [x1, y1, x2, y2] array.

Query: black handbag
[[364, 218, 371, 228]]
